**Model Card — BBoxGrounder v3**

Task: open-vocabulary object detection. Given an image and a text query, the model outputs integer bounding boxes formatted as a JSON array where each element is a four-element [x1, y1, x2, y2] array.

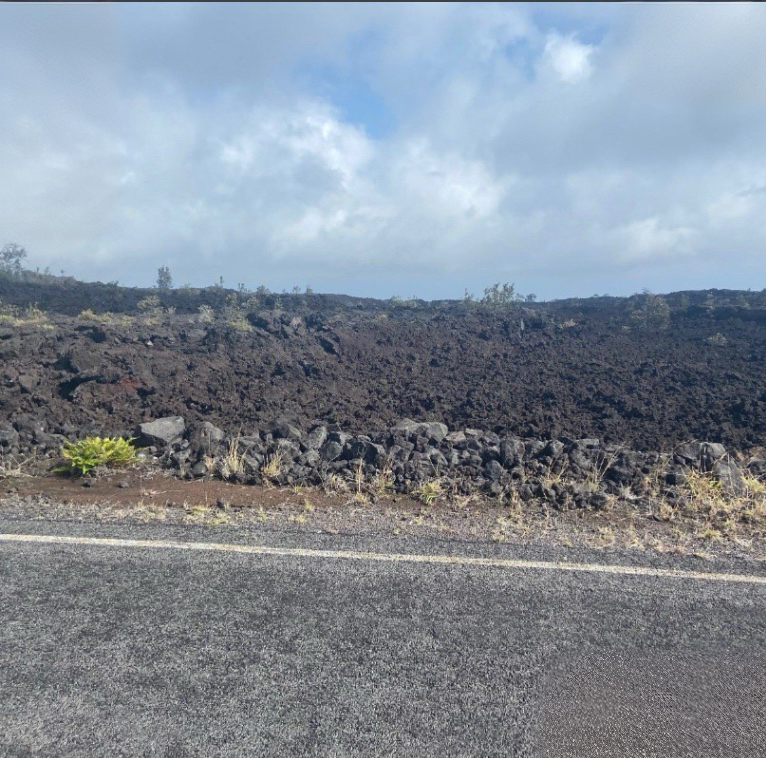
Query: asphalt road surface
[[1, 519, 765, 757]]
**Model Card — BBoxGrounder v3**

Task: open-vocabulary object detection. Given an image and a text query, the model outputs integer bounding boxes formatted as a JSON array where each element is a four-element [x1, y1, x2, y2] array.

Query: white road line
[[2, 533, 766, 584]]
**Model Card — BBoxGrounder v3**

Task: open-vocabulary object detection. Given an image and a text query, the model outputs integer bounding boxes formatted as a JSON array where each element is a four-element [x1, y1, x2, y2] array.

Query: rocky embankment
[[2, 414, 763, 510]]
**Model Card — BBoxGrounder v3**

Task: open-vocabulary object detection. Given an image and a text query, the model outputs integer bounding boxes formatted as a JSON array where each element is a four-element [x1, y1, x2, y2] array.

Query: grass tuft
[[414, 478, 444, 506]]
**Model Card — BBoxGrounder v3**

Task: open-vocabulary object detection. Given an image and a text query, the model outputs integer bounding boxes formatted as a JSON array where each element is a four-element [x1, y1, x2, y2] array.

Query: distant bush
[[0, 243, 27, 276], [137, 295, 161, 312], [481, 282, 521, 307], [706, 333, 728, 346], [462, 283, 529, 309], [156, 266, 173, 290], [629, 290, 670, 330], [223, 293, 253, 331], [388, 295, 417, 308]]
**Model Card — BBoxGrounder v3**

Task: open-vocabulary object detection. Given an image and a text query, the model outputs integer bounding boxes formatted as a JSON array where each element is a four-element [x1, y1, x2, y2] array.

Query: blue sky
[[1, 2, 764, 301]]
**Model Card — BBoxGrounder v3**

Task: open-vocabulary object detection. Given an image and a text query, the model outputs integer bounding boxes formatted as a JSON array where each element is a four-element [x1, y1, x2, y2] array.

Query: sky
[[1, 2, 764, 302]]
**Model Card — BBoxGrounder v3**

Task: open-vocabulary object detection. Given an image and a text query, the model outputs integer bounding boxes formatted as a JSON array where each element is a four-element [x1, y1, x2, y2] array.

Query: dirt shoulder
[[2, 468, 765, 565]]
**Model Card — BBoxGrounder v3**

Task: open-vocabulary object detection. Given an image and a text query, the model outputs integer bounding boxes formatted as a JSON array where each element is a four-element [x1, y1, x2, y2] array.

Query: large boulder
[[674, 441, 730, 473], [712, 459, 746, 496], [0, 421, 19, 448], [136, 416, 186, 447], [303, 425, 328, 451]]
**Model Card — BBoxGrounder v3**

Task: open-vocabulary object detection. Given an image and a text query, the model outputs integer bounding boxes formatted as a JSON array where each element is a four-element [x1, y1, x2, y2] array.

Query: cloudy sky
[[1, 2, 764, 301]]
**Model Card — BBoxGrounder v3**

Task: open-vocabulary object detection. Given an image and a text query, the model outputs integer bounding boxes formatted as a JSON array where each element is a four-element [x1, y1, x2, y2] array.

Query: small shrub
[[0, 302, 48, 326], [197, 305, 215, 323], [0, 303, 20, 324], [706, 333, 728, 346], [137, 295, 161, 312], [222, 294, 252, 331], [55, 436, 139, 476], [629, 290, 671, 330], [228, 316, 253, 332], [23, 304, 47, 323]]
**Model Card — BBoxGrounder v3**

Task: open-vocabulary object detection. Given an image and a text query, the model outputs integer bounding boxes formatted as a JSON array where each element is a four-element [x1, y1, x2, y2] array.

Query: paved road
[[1, 519, 765, 757]]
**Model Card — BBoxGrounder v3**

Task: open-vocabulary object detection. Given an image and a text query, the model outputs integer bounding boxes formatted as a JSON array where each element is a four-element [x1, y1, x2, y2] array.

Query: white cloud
[[542, 32, 595, 83], [0, 2, 764, 298], [394, 140, 507, 219], [618, 217, 696, 263], [707, 192, 755, 223]]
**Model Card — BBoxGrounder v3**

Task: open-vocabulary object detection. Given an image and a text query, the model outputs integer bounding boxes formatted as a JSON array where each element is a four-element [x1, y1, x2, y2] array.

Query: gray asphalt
[[1, 519, 764, 757]]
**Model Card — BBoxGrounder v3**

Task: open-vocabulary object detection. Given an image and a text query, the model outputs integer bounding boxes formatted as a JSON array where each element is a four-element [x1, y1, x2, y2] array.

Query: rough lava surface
[[1, 280, 766, 454]]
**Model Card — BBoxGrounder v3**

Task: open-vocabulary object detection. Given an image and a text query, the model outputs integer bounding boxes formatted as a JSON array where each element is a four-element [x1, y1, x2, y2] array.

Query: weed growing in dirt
[[346, 460, 370, 504], [55, 436, 139, 476], [321, 472, 348, 495], [649, 468, 766, 542], [370, 458, 395, 496], [414, 479, 444, 506]]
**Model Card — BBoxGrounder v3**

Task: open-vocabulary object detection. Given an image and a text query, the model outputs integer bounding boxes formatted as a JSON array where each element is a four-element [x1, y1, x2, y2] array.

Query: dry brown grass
[[344, 460, 370, 505], [370, 457, 395, 497], [220, 432, 246, 479], [261, 452, 284, 485], [0, 453, 36, 480], [321, 472, 348, 495]]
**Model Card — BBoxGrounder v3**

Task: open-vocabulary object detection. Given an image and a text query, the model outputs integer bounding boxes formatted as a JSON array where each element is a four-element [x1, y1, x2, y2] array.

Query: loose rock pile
[[4, 413, 762, 511]]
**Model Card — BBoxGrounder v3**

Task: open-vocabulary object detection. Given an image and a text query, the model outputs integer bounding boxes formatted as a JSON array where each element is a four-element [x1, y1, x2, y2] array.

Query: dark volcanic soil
[[1, 280, 766, 454]]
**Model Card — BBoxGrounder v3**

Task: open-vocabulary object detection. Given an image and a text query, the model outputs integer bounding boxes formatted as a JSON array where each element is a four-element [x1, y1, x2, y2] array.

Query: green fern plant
[[55, 436, 139, 476]]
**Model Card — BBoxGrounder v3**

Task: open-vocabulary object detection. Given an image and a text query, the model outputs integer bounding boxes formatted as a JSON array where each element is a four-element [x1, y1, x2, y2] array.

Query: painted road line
[[2, 533, 766, 584]]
